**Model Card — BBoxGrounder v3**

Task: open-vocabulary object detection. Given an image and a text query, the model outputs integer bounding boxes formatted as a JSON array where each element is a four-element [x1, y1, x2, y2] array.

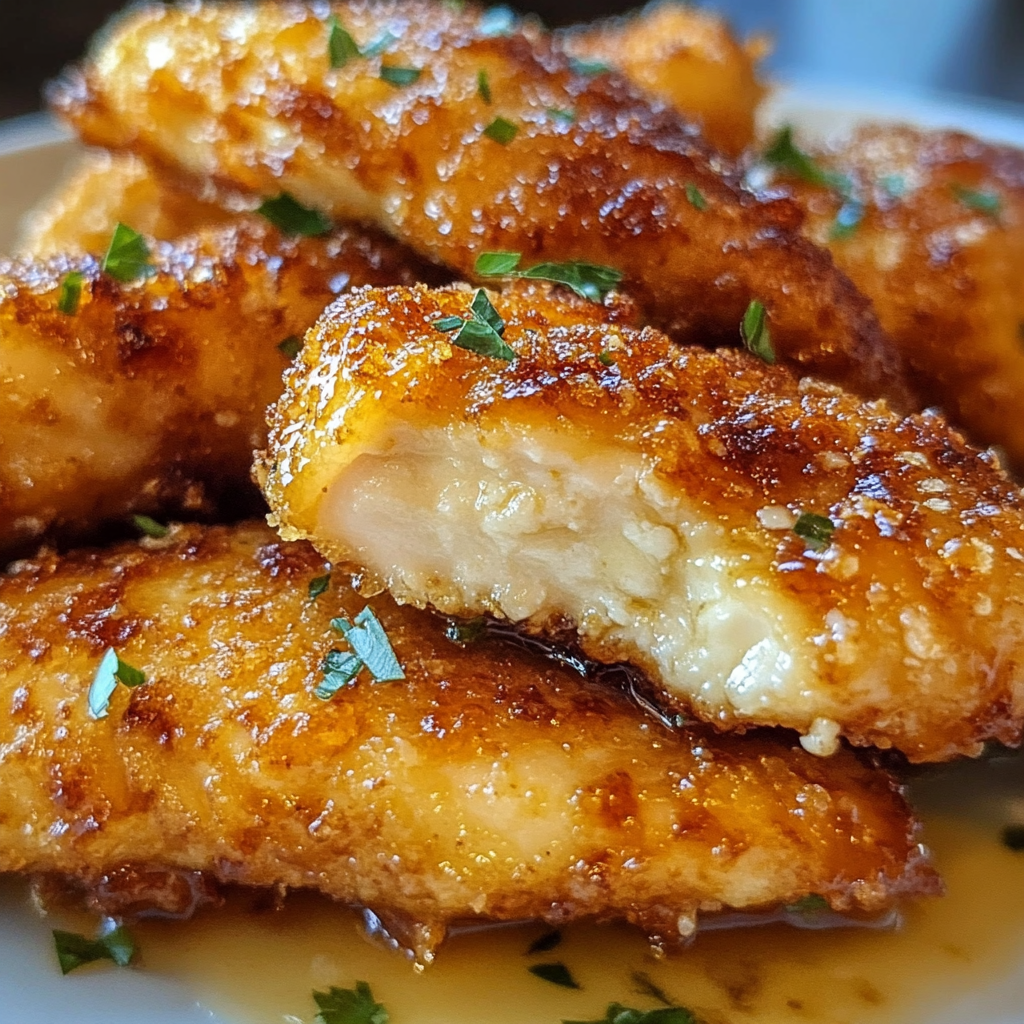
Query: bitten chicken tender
[[258, 283, 1024, 763], [0, 218, 441, 557], [49, 0, 910, 407], [0, 521, 939, 960], [558, 3, 768, 158], [764, 124, 1024, 475]]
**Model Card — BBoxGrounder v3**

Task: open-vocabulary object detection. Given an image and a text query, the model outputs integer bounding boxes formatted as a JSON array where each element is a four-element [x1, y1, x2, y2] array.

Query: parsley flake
[[529, 962, 581, 989], [740, 299, 775, 364], [361, 31, 398, 58], [308, 574, 331, 600], [132, 514, 169, 539], [445, 616, 488, 644], [474, 251, 521, 275], [316, 649, 364, 699], [565, 1004, 697, 1024], [434, 288, 515, 360], [53, 926, 136, 975], [316, 606, 404, 698], [473, 252, 622, 302], [477, 68, 492, 104], [570, 57, 613, 76], [257, 194, 332, 237], [685, 183, 707, 211], [763, 126, 850, 193], [1002, 825, 1024, 852], [101, 223, 153, 282], [313, 981, 390, 1024], [328, 16, 361, 68], [483, 116, 519, 145], [952, 184, 1002, 217], [58, 271, 84, 315], [526, 929, 563, 954], [278, 335, 303, 358], [598, 350, 615, 366], [547, 107, 576, 124], [785, 893, 830, 914], [792, 513, 835, 552], [380, 65, 421, 87], [88, 648, 147, 718]]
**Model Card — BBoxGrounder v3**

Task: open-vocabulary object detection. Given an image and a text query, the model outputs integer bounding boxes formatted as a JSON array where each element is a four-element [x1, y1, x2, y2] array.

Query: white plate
[[1, 92, 1023, 1024]]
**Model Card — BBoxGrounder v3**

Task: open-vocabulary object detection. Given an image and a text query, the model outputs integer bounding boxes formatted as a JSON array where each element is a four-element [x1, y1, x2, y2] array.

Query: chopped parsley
[[483, 116, 519, 145], [570, 57, 613, 76], [598, 350, 615, 366], [474, 251, 521, 275], [132, 514, 169, 539], [361, 31, 398, 58], [685, 183, 707, 211], [445, 616, 488, 644], [278, 334, 303, 358], [785, 893, 830, 914], [473, 251, 623, 302], [313, 981, 389, 1024], [830, 198, 864, 240], [792, 513, 835, 552], [101, 223, 153, 282], [529, 962, 581, 989], [308, 574, 331, 600], [380, 65, 421, 87], [763, 125, 851, 193], [630, 972, 675, 1008], [57, 271, 84, 315], [328, 16, 361, 68], [1002, 825, 1024, 851], [527, 929, 563, 954], [566, 1004, 697, 1024], [477, 68, 492, 104], [88, 648, 148, 719], [257, 193, 332, 237], [53, 926, 136, 975], [740, 299, 775, 364], [547, 107, 576, 124], [433, 288, 515, 360], [316, 606, 405, 699], [952, 183, 1002, 217]]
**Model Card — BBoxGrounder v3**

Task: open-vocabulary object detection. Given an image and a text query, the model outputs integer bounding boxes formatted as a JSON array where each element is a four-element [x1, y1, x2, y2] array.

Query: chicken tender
[[558, 3, 768, 158], [19, 150, 235, 256], [49, 0, 910, 407], [0, 521, 939, 959], [258, 283, 1024, 763], [761, 124, 1024, 475], [0, 219, 441, 557]]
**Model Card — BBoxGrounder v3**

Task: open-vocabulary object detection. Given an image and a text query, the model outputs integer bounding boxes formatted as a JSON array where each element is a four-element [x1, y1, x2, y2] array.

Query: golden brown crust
[[49, 0, 910, 408], [0, 521, 938, 958], [259, 282, 1024, 762], [558, 3, 768, 158], [0, 218, 443, 557], [770, 124, 1024, 474]]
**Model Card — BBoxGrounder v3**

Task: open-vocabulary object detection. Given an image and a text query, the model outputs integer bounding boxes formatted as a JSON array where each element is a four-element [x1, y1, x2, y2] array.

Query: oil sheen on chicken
[[258, 282, 1024, 764]]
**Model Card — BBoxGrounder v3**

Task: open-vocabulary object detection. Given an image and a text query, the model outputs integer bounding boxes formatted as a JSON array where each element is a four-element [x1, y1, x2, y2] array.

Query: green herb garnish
[[598, 350, 615, 366], [257, 194, 332, 237], [952, 184, 1002, 217], [308, 574, 331, 600], [740, 299, 775, 364], [473, 252, 622, 302], [792, 514, 835, 552], [361, 31, 398, 57], [830, 199, 864, 240], [630, 972, 675, 1008], [566, 1004, 697, 1024], [316, 606, 405, 699], [101, 223, 153, 282], [685, 183, 707, 211], [483, 116, 519, 145], [527, 929, 562, 954], [132, 514, 168, 539], [278, 335, 303, 358], [58, 271, 84, 315], [328, 16, 361, 68], [529, 962, 581, 989], [434, 288, 515, 360], [547, 107, 576, 124], [445, 616, 488, 644], [313, 981, 390, 1024], [316, 649, 365, 699], [88, 648, 148, 718], [380, 65, 421, 87], [477, 68, 492, 103], [474, 251, 522, 275], [570, 57, 613, 76], [1002, 825, 1024, 851], [763, 126, 850, 193], [785, 893, 831, 914], [53, 926, 136, 975]]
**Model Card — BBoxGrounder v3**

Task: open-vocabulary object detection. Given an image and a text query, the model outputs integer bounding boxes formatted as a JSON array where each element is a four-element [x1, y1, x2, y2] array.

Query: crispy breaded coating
[[258, 282, 1024, 763], [49, 0, 910, 407], [558, 3, 768, 158], [0, 521, 939, 959], [0, 219, 441, 557], [764, 124, 1024, 474], [19, 150, 235, 256]]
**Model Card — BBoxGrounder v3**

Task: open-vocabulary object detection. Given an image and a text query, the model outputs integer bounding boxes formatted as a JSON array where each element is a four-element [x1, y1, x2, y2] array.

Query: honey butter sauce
[[4, 752, 1023, 1024]]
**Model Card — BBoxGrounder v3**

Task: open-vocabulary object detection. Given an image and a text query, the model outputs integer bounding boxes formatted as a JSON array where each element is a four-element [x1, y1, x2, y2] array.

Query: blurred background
[[2, 0, 1024, 121]]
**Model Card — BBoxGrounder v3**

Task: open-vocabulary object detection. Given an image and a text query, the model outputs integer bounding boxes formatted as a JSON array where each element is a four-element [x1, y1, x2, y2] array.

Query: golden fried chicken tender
[[19, 150, 235, 256], [49, 0, 910, 407], [765, 124, 1024, 475], [0, 219, 441, 557], [559, 3, 768, 158], [258, 282, 1024, 763], [0, 521, 939, 959]]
